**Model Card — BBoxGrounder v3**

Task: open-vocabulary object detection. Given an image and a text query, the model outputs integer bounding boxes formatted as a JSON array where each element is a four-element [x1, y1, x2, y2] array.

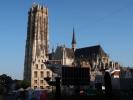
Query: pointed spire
[[71, 28, 76, 51], [72, 28, 76, 44]]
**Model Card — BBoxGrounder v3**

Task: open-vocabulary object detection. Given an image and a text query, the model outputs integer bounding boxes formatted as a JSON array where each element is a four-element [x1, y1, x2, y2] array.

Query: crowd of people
[[11, 89, 48, 100]]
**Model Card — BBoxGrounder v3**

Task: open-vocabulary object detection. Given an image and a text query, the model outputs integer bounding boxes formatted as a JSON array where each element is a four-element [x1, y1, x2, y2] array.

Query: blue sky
[[0, 0, 133, 79]]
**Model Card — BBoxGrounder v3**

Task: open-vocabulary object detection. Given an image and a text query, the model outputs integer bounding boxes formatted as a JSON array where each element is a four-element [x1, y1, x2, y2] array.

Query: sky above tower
[[0, 0, 133, 79]]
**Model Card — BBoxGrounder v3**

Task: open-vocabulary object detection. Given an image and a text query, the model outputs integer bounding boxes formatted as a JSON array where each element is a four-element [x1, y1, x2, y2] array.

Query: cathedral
[[50, 28, 109, 71], [49, 28, 117, 81], [24, 3, 119, 89], [24, 4, 52, 89]]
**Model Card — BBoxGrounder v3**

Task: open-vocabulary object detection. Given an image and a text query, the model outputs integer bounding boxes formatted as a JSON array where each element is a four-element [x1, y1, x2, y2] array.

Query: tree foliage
[[0, 74, 13, 94], [15, 80, 30, 90]]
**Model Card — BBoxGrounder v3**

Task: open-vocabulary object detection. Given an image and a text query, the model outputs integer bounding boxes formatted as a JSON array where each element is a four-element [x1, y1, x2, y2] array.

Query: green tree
[[21, 80, 30, 89], [0, 74, 13, 94], [15, 80, 30, 90]]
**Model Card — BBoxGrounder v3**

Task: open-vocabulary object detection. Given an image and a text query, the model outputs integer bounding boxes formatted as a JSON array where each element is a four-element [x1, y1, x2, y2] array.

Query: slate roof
[[52, 45, 107, 61], [54, 46, 74, 58], [65, 48, 74, 58], [74, 45, 108, 59]]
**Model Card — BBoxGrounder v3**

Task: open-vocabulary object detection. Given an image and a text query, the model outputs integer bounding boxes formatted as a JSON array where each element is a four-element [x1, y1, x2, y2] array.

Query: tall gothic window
[[40, 71, 44, 78], [47, 71, 50, 77], [34, 71, 37, 78], [35, 64, 38, 69], [41, 64, 44, 69]]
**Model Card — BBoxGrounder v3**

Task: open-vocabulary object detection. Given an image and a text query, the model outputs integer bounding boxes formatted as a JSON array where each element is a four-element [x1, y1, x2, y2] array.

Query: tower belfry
[[72, 28, 76, 51], [24, 4, 50, 89]]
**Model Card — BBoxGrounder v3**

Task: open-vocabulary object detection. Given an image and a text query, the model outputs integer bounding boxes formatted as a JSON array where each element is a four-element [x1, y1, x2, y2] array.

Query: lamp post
[[44, 76, 61, 100], [55, 77, 61, 100]]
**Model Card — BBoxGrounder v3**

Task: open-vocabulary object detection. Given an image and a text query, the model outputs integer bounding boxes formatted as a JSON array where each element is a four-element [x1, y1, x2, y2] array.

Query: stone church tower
[[24, 4, 51, 89]]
